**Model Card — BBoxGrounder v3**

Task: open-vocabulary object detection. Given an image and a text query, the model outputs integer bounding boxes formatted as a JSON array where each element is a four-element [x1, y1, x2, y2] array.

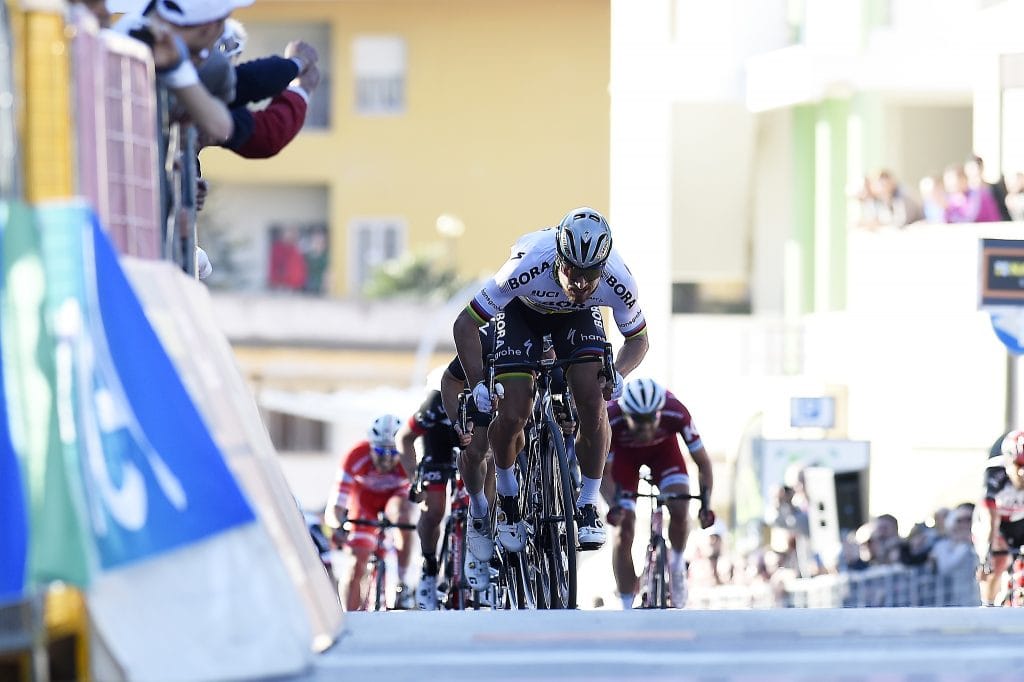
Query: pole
[[1008, 350, 1018, 432]]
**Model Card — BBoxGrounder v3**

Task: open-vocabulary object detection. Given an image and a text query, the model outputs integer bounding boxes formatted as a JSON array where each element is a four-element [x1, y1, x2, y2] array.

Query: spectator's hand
[[196, 246, 213, 280], [195, 177, 208, 211], [330, 527, 348, 549], [147, 19, 187, 71], [293, 63, 321, 96], [606, 505, 624, 527], [698, 506, 716, 530], [284, 40, 319, 74]]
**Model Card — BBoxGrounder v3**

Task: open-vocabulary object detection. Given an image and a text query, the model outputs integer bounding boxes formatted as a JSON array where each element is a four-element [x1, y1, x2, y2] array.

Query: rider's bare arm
[[691, 446, 714, 503], [613, 332, 649, 378], [397, 420, 418, 488], [453, 308, 486, 388]]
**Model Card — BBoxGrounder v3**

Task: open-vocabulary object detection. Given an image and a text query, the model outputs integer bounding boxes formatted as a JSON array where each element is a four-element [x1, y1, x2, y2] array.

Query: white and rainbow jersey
[[466, 227, 647, 340]]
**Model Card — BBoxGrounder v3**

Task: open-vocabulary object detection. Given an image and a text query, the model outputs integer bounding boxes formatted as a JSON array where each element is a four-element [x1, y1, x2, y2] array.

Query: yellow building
[[200, 0, 611, 297]]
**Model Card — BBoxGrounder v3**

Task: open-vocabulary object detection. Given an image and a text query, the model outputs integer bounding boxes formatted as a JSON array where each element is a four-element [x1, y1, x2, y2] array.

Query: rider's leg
[[459, 428, 491, 518], [663, 484, 692, 563], [418, 486, 446, 574], [982, 552, 1010, 604], [663, 483, 692, 608], [344, 545, 372, 611], [391, 495, 417, 579], [566, 362, 610, 502], [489, 377, 532, 473], [490, 377, 531, 551], [612, 509, 638, 598]]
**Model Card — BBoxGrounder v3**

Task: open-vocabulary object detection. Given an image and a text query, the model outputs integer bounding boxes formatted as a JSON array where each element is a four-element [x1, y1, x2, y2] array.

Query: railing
[[690, 563, 980, 609]]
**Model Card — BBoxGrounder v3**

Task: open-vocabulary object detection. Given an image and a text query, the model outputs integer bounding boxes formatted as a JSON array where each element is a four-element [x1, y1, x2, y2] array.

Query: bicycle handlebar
[[345, 518, 418, 531], [487, 342, 615, 389], [625, 491, 702, 503]]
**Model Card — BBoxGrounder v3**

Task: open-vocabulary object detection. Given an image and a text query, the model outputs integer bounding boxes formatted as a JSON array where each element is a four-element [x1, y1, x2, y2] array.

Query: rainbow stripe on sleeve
[[623, 321, 648, 340], [467, 300, 492, 326]]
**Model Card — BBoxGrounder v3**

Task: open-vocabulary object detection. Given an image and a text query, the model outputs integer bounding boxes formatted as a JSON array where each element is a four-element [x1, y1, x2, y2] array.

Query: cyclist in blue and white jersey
[[453, 207, 649, 588]]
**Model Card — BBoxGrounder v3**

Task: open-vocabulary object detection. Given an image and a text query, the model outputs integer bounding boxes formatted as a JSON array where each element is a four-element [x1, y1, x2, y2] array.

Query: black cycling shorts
[[487, 298, 607, 378], [1000, 518, 1024, 550]]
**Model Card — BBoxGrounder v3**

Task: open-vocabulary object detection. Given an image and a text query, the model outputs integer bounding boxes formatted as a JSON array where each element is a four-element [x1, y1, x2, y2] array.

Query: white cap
[[109, 0, 253, 26]]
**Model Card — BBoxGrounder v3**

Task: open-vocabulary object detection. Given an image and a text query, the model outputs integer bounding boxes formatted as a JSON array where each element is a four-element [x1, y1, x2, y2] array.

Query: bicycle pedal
[[578, 541, 602, 552]]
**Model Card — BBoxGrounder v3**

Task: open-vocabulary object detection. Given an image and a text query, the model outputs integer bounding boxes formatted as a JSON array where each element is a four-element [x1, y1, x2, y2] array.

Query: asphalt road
[[298, 607, 1024, 682]]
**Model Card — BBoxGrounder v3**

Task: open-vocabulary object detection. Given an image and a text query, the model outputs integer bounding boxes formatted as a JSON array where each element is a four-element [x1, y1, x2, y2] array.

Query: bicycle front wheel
[[540, 411, 577, 609]]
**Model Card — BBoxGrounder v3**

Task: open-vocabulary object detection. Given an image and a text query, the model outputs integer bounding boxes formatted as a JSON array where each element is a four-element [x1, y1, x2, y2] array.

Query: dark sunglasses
[[372, 445, 400, 458], [557, 259, 603, 283]]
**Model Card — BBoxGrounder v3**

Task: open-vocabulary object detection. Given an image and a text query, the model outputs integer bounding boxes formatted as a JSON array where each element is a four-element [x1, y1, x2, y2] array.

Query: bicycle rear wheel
[[652, 537, 669, 609], [539, 411, 577, 609], [371, 558, 387, 611]]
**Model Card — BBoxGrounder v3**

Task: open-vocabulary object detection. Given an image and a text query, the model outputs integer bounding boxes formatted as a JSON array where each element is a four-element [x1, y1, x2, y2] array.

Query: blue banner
[[0, 208, 27, 603], [35, 203, 254, 571]]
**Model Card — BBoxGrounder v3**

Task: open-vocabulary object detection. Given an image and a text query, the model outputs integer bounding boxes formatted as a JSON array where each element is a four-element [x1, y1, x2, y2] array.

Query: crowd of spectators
[[853, 155, 1023, 230], [684, 466, 982, 608]]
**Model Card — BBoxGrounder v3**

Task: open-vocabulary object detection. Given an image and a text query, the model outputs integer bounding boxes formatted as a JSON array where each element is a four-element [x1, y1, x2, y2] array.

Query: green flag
[[1, 200, 92, 587]]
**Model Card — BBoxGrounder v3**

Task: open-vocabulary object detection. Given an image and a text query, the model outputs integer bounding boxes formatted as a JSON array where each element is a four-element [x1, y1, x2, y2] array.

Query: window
[[348, 217, 405, 293], [353, 36, 406, 116], [199, 184, 329, 293], [672, 281, 751, 314]]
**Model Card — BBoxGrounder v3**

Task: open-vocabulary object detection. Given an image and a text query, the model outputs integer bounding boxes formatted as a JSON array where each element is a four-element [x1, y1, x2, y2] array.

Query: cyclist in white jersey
[[452, 207, 649, 588]]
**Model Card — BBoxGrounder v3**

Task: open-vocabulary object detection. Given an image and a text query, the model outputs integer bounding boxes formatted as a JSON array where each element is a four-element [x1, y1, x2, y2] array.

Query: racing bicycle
[[628, 469, 700, 609], [345, 513, 417, 611], [480, 343, 615, 610], [429, 460, 487, 610]]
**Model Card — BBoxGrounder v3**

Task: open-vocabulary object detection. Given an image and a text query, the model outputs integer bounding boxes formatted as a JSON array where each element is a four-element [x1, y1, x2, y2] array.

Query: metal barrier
[[690, 563, 981, 609]]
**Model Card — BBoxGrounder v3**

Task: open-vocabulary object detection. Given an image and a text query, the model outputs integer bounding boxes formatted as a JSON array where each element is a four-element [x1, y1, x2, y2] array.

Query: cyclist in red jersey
[[326, 414, 416, 611], [601, 378, 715, 609], [980, 429, 1024, 605]]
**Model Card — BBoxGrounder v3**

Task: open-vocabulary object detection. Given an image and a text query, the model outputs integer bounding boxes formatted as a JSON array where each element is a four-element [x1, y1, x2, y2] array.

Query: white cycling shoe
[[496, 495, 526, 552], [464, 553, 491, 590], [577, 504, 606, 550], [416, 573, 439, 611], [466, 514, 494, 562]]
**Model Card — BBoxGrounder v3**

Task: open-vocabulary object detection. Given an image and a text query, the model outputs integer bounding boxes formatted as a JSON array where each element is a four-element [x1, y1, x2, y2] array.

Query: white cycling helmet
[[368, 414, 402, 448], [1002, 429, 1024, 467], [619, 378, 666, 416], [556, 207, 612, 269]]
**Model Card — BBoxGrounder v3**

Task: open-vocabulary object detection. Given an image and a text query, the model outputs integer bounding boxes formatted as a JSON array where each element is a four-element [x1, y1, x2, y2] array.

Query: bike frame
[[346, 513, 416, 611], [1003, 545, 1024, 607], [484, 342, 614, 611], [629, 475, 699, 609]]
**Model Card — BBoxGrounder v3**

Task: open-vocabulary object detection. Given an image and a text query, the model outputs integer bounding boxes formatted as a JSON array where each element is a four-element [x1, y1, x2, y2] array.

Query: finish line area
[[297, 607, 1024, 682]]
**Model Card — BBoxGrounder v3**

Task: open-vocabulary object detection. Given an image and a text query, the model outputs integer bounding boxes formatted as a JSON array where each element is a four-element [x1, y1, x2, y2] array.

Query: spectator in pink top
[[944, 163, 1002, 223]]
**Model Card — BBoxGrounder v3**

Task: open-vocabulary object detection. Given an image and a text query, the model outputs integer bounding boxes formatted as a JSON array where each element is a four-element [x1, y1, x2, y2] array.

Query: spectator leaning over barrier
[[198, 20, 321, 158], [113, 0, 250, 143]]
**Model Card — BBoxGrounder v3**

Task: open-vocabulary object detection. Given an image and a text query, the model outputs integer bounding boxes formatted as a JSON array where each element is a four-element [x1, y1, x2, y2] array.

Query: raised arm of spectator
[[232, 39, 317, 106], [224, 64, 318, 158]]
